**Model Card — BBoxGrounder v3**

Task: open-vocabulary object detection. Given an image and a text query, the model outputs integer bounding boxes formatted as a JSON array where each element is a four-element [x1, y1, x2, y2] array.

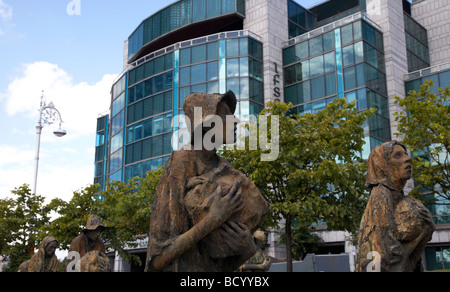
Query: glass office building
[[94, 0, 450, 271]]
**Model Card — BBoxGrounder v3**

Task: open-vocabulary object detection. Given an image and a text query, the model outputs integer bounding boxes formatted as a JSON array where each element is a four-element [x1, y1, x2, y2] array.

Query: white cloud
[[0, 0, 12, 36], [3, 61, 116, 141], [0, 61, 116, 202], [0, 0, 12, 22]]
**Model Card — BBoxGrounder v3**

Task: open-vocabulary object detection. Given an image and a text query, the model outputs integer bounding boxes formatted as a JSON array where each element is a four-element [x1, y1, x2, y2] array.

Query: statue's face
[[45, 241, 57, 257], [86, 229, 101, 242], [389, 145, 412, 182], [216, 101, 239, 145]]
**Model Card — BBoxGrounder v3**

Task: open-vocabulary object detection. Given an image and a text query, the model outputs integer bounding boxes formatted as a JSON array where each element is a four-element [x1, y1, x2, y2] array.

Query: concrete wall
[[244, 0, 289, 105], [412, 0, 450, 66]]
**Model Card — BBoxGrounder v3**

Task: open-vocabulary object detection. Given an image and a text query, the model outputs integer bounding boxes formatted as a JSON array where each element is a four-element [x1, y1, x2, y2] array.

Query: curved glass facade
[[283, 17, 390, 159], [128, 0, 246, 62], [104, 31, 264, 182]]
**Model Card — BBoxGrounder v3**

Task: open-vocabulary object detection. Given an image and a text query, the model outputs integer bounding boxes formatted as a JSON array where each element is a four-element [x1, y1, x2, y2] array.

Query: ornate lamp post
[[32, 92, 67, 195]]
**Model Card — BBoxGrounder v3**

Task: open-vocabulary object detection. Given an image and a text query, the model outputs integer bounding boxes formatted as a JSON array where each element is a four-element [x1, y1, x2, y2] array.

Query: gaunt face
[[45, 241, 58, 257], [389, 145, 412, 182], [86, 229, 102, 242]]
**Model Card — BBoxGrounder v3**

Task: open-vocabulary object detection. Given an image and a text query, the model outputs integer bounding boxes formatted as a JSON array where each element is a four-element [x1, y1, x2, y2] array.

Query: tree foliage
[[221, 99, 374, 271], [97, 167, 162, 265], [277, 222, 324, 261], [0, 184, 52, 272], [394, 81, 450, 203]]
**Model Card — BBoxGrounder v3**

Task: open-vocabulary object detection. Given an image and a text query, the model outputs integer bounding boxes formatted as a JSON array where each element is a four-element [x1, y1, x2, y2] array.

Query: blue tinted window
[[207, 42, 219, 60], [310, 55, 324, 78], [180, 67, 191, 86], [311, 76, 325, 100], [180, 48, 191, 66], [192, 44, 206, 63], [227, 58, 240, 77], [227, 39, 240, 57], [309, 35, 323, 56], [207, 0, 220, 18], [207, 61, 219, 81], [191, 63, 207, 84], [193, 0, 206, 21]]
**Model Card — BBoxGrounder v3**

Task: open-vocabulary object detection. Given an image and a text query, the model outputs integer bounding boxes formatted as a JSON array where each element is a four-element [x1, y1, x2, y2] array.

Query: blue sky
[[0, 0, 319, 202]]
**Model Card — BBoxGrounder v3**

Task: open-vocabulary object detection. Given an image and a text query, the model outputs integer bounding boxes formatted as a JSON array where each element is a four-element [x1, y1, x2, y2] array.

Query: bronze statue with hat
[[67, 214, 110, 272]]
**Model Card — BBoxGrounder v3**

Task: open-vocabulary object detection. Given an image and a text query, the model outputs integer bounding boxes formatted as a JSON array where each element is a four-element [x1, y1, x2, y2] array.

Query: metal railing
[[283, 11, 381, 48]]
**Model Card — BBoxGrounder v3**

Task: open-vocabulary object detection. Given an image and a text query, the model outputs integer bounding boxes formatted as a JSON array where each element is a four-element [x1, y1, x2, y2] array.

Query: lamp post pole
[[32, 92, 66, 195]]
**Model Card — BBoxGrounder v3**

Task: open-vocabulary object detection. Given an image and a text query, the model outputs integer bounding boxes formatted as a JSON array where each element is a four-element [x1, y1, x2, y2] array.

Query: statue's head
[[365, 140, 412, 192], [83, 214, 107, 241], [183, 91, 239, 149], [41, 236, 58, 257]]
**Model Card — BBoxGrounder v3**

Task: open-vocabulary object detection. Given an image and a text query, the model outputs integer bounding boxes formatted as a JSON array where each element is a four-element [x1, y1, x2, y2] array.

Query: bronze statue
[[356, 141, 435, 272], [67, 214, 109, 272], [145, 91, 269, 272], [18, 236, 59, 272], [238, 230, 271, 272]]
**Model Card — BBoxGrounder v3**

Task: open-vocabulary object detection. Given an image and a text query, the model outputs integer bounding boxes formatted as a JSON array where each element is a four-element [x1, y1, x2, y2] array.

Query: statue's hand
[[220, 221, 256, 258], [207, 181, 243, 227]]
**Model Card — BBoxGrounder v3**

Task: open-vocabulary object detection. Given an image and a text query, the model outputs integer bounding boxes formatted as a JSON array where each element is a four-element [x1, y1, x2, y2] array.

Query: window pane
[[324, 52, 335, 72], [439, 70, 450, 88], [143, 119, 152, 138], [344, 66, 356, 91], [323, 31, 334, 51], [193, 0, 206, 22], [227, 79, 240, 97], [357, 88, 367, 111], [164, 91, 173, 111], [222, 0, 235, 14], [154, 56, 165, 73], [240, 78, 249, 99], [285, 65, 296, 85], [354, 41, 364, 64], [240, 38, 248, 55], [154, 93, 164, 115], [227, 58, 240, 77], [298, 80, 311, 104], [353, 21, 362, 41], [343, 45, 355, 67], [207, 41, 218, 60], [310, 55, 324, 77], [341, 24, 353, 45], [325, 72, 337, 96], [143, 96, 153, 118], [207, 81, 219, 93], [152, 115, 164, 135], [191, 63, 207, 84], [192, 44, 206, 63], [309, 35, 323, 56], [180, 48, 191, 66], [296, 41, 309, 60], [311, 76, 325, 100], [240, 57, 249, 77], [284, 46, 296, 65], [207, 0, 220, 18], [180, 67, 191, 86], [227, 38, 240, 57]]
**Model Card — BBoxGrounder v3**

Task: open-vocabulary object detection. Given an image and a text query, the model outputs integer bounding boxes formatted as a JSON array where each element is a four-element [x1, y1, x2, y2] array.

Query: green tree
[[221, 99, 373, 272], [44, 167, 163, 267], [394, 80, 450, 203], [0, 184, 52, 272], [277, 222, 324, 261], [43, 184, 100, 249], [98, 167, 162, 266]]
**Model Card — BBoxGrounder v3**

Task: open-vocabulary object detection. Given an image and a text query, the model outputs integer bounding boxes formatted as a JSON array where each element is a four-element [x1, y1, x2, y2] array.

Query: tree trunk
[[285, 213, 293, 272]]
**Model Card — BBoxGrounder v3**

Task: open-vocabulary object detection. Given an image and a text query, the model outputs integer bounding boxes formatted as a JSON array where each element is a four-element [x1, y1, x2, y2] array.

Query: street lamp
[[32, 91, 67, 195]]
